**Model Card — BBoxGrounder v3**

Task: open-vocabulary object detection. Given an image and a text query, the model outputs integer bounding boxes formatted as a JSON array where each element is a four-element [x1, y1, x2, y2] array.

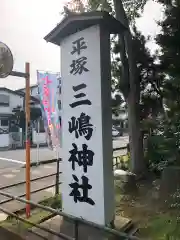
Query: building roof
[[0, 87, 39, 103], [0, 87, 25, 97], [15, 84, 38, 92]]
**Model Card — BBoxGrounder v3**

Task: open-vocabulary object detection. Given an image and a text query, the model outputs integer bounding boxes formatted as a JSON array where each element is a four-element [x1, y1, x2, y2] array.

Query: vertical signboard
[[61, 25, 114, 225], [37, 71, 60, 149]]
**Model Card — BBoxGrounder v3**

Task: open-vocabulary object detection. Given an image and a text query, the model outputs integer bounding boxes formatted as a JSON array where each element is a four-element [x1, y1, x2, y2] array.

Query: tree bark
[[113, 0, 145, 175]]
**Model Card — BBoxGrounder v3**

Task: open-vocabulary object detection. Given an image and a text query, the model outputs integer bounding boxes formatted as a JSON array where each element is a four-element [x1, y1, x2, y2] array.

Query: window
[[0, 94, 9, 106], [1, 119, 8, 127]]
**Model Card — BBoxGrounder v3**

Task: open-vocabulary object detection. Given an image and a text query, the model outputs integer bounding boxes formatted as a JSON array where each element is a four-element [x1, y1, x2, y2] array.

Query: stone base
[[27, 215, 132, 240], [59, 217, 111, 240], [114, 169, 137, 194], [59, 216, 131, 240]]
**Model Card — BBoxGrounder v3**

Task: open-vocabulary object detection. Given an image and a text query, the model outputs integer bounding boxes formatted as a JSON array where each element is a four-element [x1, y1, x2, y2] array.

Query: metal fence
[[0, 190, 141, 240], [0, 171, 61, 206]]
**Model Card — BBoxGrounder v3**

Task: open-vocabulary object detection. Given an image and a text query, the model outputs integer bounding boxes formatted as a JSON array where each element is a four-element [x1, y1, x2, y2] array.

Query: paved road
[[0, 135, 129, 170], [0, 148, 55, 170]]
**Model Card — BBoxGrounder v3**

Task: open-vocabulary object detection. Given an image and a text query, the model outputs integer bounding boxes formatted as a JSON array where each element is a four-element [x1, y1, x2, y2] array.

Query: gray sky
[[0, 0, 163, 90]]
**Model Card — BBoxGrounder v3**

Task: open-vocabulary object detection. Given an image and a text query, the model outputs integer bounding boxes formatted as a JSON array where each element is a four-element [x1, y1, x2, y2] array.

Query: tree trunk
[[113, 0, 145, 175], [127, 93, 145, 174]]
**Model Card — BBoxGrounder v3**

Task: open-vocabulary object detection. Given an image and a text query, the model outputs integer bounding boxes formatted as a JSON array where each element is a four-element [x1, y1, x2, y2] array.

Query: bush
[[146, 135, 177, 174]]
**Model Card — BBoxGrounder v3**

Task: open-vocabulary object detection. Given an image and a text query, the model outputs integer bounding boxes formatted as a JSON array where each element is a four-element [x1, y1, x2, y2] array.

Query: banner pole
[[36, 118, 40, 165], [25, 62, 31, 218], [55, 147, 60, 195]]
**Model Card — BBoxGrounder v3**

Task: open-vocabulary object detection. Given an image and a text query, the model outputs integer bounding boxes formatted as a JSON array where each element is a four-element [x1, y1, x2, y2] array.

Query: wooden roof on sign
[[44, 11, 127, 46]]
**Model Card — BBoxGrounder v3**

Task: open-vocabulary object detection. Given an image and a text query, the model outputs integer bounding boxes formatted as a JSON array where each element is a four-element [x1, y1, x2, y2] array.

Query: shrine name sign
[[61, 24, 114, 225]]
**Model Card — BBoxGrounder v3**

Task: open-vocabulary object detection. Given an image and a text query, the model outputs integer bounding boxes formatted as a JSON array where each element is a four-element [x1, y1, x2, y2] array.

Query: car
[[112, 127, 119, 137], [113, 126, 123, 136]]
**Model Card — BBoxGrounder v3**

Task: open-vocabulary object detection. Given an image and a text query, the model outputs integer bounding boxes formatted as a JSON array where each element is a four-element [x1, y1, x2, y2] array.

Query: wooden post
[[25, 62, 31, 218]]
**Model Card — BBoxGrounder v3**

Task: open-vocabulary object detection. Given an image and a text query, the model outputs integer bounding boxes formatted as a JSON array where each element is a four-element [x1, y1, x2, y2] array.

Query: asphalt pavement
[[0, 135, 129, 170]]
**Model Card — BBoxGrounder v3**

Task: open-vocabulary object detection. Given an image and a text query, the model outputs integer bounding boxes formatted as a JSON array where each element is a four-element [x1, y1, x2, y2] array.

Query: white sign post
[[61, 25, 114, 225], [45, 11, 126, 226]]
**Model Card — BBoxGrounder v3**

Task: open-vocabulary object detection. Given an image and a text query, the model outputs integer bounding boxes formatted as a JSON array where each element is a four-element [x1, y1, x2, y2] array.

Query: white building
[[16, 84, 39, 99], [0, 75, 62, 148], [0, 87, 38, 148]]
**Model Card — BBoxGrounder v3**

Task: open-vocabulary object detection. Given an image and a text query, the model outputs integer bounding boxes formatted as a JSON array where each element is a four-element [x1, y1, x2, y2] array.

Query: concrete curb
[[21, 158, 59, 168], [0, 144, 48, 152], [30, 158, 58, 167], [22, 146, 127, 168]]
